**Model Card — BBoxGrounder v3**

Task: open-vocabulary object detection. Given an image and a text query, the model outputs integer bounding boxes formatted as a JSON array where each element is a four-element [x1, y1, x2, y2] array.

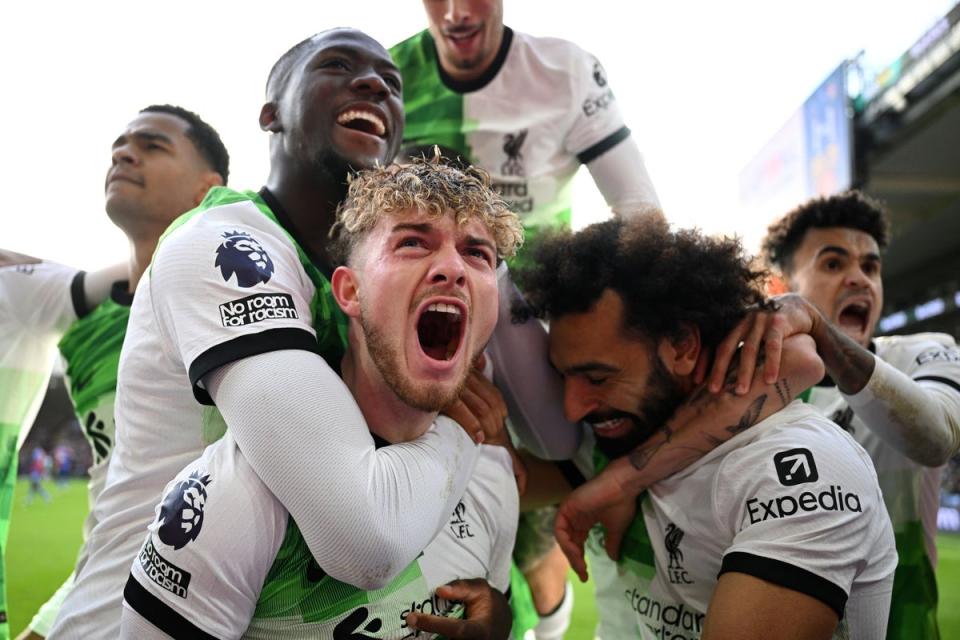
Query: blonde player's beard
[[359, 308, 467, 412]]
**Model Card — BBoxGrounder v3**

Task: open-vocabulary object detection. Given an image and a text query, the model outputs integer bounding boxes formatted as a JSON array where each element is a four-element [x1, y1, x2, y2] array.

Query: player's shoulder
[[390, 28, 430, 60], [875, 332, 959, 368], [721, 402, 876, 485], [511, 30, 592, 62], [152, 187, 299, 283], [466, 445, 519, 514]]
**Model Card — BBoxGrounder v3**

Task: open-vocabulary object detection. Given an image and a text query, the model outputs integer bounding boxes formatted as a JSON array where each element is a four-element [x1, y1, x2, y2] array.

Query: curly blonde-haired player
[[120, 156, 524, 639]]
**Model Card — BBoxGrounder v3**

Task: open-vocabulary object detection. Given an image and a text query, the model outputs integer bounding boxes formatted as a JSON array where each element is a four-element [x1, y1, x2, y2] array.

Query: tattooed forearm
[[814, 319, 876, 395], [774, 379, 791, 408], [726, 394, 767, 436]]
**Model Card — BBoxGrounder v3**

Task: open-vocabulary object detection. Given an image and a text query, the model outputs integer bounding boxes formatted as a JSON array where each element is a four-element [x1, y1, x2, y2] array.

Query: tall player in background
[[393, 2, 661, 635], [9, 104, 229, 640]]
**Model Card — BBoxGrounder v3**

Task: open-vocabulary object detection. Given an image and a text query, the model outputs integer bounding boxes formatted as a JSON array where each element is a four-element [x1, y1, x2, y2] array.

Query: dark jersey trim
[[914, 375, 960, 394], [555, 460, 587, 489], [258, 187, 333, 277], [576, 126, 631, 165], [110, 280, 134, 307], [123, 575, 221, 640], [70, 271, 90, 318], [720, 551, 847, 617], [435, 27, 514, 93], [188, 327, 321, 405]]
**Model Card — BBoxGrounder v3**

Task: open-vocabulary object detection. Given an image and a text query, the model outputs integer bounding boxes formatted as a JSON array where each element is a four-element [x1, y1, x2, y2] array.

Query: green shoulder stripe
[[391, 31, 471, 158], [58, 298, 129, 416]]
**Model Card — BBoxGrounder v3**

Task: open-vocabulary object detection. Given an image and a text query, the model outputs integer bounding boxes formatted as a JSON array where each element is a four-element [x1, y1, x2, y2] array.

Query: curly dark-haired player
[[517, 215, 897, 639], [762, 191, 960, 639]]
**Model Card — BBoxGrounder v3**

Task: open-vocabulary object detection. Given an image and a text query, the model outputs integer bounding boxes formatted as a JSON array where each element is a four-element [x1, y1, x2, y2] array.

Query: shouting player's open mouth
[[835, 296, 873, 341], [336, 105, 388, 140], [416, 299, 466, 365]]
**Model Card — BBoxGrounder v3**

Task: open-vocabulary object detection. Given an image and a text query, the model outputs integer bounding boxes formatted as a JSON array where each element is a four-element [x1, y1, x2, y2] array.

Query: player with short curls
[[761, 190, 960, 638], [121, 157, 522, 639], [515, 215, 897, 639]]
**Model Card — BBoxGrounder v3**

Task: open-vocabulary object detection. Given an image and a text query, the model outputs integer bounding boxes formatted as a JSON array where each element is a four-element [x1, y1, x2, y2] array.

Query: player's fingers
[[459, 385, 498, 442], [737, 312, 769, 394], [442, 399, 485, 444], [554, 511, 589, 582], [464, 370, 508, 424], [405, 613, 484, 639], [709, 315, 752, 392], [692, 346, 712, 385], [761, 322, 785, 384]]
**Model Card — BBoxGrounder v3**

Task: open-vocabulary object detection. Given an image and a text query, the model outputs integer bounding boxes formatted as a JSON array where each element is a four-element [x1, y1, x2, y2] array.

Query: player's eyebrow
[[464, 235, 496, 253], [816, 245, 850, 259], [564, 362, 620, 376], [390, 222, 433, 235], [111, 131, 173, 150]]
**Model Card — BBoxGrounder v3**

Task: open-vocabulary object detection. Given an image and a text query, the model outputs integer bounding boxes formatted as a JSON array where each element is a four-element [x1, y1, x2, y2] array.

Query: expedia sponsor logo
[[582, 88, 615, 117], [747, 485, 862, 525], [625, 588, 704, 640], [219, 293, 298, 327], [139, 539, 191, 598], [916, 347, 960, 365], [773, 448, 818, 486]]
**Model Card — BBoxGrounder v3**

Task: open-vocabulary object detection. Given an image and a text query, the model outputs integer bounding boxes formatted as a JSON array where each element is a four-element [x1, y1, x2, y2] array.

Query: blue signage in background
[[739, 63, 852, 227], [803, 64, 852, 198]]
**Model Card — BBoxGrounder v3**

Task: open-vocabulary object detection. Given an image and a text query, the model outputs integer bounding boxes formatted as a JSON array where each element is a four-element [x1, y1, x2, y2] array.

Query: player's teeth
[[427, 303, 461, 315], [336, 110, 385, 135]]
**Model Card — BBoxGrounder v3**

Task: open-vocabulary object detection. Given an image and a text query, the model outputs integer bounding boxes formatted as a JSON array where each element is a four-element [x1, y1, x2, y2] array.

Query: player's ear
[[766, 270, 791, 296], [658, 323, 700, 377], [259, 101, 282, 133], [331, 266, 361, 317]]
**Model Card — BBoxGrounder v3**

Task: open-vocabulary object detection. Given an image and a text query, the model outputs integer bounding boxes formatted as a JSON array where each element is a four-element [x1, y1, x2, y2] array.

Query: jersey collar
[[433, 26, 514, 94], [258, 186, 333, 277]]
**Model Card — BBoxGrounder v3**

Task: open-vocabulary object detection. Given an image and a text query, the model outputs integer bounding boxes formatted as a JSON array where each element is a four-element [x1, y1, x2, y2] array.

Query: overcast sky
[[3, 0, 954, 269]]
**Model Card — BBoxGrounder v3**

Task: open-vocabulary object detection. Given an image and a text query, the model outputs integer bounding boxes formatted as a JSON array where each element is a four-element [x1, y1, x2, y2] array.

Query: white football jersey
[[577, 401, 897, 640]]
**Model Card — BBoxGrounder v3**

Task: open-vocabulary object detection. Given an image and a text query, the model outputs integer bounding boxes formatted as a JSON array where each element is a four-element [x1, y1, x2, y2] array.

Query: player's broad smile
[[333, 102, 391, 158]]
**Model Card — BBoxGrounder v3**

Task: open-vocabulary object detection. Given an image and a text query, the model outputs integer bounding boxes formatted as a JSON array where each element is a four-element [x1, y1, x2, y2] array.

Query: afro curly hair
[[515, 215, 768, 350]]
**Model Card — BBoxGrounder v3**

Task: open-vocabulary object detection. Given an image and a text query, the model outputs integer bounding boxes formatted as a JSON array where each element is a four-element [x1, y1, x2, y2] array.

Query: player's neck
[[127, 234, 160, 291], [263, 170, 346, 266], [340, 345, 436, 444]]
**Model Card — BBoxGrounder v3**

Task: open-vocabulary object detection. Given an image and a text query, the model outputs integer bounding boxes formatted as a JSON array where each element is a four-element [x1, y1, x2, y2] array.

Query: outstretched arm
[[707, 294, 960, 465], [207, 350, 480, 591]]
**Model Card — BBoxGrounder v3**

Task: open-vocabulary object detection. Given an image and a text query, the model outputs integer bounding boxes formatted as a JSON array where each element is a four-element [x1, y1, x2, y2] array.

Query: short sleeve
[[713, 418, 892, 617], [0, 261, 80, 334], [562, 47, 632, 164], [148, 202, 320, 402], [903, 334, 960, 393]]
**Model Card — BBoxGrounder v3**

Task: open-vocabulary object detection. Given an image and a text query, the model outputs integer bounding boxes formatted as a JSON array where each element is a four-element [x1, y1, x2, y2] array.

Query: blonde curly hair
[[330, 152, 523, 265]]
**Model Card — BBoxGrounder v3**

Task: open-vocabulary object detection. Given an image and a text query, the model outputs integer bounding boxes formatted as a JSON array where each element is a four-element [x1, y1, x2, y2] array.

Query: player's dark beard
[[359, 307, 465, 412], [594, 358, 686, 460]]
